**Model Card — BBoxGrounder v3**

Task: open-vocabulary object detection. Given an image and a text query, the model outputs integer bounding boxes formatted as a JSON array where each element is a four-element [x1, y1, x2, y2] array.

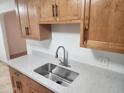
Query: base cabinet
[[9, 67, 54, 93], [9, 67, 30, 93]]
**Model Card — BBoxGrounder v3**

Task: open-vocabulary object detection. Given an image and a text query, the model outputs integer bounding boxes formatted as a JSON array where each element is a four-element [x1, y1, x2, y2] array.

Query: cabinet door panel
[[14, 77, 23, 93], [16, 0, 31, 37], [108, 0, 124, 52], [28, 0, 40, 39], [30, 89, 39, 93], [88, 0, 110, 42], [57, 0, 81, 21], [9, 69, 23, 93], [87, 0, 124, 53], [20, 75, 30, 93], [108, 0, 124, 44], [9, 68, 30, 93], [39, 85, 53, 93], [38, 0, 56, 22]]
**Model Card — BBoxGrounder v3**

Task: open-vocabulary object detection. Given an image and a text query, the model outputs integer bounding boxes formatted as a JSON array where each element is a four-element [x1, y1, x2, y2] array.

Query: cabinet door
[[56, 0, 82, 21], [9, 68, 30, 93], [108, 0, 124, 52], [14, 77, 23, 93], [39, 85, 53, 93], [38, 0, 56, 22], [20, 74, 30, 93], [16, 0, 31, 37], [29, 79, 54, 93], [28, 0, 41, 40], [86, 0, 110, 50], [9, 68, 23, 93], [86, 0, 124, 53]]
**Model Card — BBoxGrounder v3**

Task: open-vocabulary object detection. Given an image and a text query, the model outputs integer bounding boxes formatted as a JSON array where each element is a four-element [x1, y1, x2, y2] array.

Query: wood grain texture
[[9, 68, 54, 93], [81, 0, 124, 53], [28, 0, 40, 39], [80, 0, 86, 47], [39, 0, 82, 22], [38, 0, 56, 22], [56, 0, 82, 21], [87, 40, 124, 53], [16, 0, 31, 38], [28, 0, 52, 40], [39, 24, 52, 40], [40, 20, 81, 24], [29, 71, 54, 93], [88, 0, 110, 42], [16, 0, 52, 40], [9, 68, 30, 93]]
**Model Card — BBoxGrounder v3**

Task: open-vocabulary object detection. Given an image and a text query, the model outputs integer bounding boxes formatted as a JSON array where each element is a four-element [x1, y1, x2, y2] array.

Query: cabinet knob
[[16, 81, 22, 90]]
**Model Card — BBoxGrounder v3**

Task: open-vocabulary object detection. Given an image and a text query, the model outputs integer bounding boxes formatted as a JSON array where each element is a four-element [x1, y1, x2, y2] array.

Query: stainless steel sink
[[34, 63, 79, 87]]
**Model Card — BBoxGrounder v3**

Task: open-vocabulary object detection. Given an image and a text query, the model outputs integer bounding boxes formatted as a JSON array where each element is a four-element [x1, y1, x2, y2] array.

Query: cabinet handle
[[52, 5, 55, 17], [83, 0, 91, 46], [55, 4, 58, 17], [25, 27, 30, 35], [83, 26, 89, 46], [16, 81, 21, 90]]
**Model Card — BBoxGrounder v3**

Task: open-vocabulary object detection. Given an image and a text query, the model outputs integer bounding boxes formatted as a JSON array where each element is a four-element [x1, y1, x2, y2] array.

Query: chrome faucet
[[55, 46, 69, 67]]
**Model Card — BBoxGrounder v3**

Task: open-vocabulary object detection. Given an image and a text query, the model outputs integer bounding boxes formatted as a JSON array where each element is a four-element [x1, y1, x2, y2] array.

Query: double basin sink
[[34, 63, 79, 87]]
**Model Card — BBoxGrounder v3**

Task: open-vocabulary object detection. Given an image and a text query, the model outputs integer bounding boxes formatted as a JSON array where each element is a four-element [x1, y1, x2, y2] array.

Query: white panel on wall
[[4, 11, 26, 55], [26, 24, 124, 74], [0, 14, 9, 61]]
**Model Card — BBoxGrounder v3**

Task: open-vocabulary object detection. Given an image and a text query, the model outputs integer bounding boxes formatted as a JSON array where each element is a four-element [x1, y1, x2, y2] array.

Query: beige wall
[[4, 11, 26, 55]]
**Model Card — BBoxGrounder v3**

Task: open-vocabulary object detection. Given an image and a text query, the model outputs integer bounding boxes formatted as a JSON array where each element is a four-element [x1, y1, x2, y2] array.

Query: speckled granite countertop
[[3, 51, 124, 93]]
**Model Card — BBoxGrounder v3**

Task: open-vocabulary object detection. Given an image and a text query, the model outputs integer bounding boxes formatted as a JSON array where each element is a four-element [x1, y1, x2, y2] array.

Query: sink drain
[[56, 81, 62, 84]]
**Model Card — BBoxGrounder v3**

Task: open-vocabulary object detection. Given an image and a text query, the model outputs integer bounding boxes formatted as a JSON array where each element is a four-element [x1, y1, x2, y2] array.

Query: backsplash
[[26, 24, 124, 74]]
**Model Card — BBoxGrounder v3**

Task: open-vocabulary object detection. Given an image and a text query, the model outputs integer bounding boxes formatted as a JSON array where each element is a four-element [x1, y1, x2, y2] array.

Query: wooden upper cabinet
[[86, 0, 110, 50], [108, 0, 124, 52], [82, 0, 124, 53], [28, 0, 41, 40], [16, 0, 31, 37], [38, 0, 56, 22], [56, 0, 82, 21], [15, 0, 52, 40], [38, 0, 82, 23]]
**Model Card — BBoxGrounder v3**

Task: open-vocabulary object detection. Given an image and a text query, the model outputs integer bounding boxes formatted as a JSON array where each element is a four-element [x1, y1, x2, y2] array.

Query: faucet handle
[[55, 54, 58, 58], [59, 59, 63, 64], [59, 59, 65, 66]]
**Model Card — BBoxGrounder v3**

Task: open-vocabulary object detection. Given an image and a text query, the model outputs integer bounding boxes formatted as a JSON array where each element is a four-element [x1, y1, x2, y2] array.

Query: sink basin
[[34, 63, 79, 87]]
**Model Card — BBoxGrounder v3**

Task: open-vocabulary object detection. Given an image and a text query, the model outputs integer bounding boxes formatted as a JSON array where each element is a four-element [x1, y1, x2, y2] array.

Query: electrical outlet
[[97, 56, 110, 67]]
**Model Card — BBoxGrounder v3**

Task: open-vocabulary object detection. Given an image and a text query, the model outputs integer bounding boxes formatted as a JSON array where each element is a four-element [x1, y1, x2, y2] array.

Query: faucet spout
[[55, 46, 69, 67]]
